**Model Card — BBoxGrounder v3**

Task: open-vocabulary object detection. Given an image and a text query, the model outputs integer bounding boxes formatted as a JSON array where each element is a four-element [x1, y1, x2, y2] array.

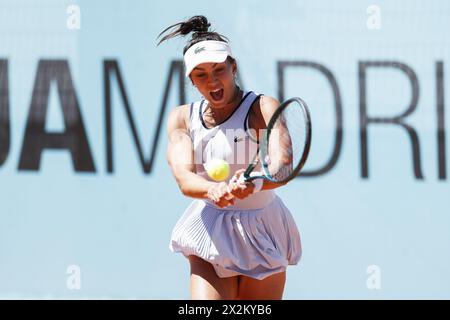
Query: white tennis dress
[[169, 90, 302, 280]]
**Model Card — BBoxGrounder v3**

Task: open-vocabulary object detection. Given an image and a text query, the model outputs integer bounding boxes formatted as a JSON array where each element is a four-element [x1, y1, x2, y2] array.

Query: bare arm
[[257, 95, 290, 190], [166, 106, 214, 198], [166, 106, 234, 206]]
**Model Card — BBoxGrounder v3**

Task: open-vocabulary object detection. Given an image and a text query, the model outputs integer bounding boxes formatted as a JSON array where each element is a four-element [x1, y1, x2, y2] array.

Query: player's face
[[189, 60, 237, 107]]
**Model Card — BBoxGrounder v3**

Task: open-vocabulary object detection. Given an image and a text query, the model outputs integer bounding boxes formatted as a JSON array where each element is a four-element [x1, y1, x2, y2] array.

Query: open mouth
[[209, 88, 224, 101]]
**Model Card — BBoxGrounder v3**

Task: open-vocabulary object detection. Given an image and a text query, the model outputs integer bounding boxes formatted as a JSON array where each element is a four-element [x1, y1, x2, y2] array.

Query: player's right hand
[[207, 182, 235, 208]]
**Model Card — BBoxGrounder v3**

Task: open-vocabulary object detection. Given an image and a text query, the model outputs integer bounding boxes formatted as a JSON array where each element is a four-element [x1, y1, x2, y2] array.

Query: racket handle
[[238, 172, 263, 193]]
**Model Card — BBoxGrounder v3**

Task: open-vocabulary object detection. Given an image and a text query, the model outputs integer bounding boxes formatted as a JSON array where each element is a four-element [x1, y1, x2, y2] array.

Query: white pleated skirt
[[169, 195, 302, 280]]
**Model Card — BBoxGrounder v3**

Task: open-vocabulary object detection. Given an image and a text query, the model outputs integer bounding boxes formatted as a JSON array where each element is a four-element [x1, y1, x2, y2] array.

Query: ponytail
[[157, 15, 229, 54]]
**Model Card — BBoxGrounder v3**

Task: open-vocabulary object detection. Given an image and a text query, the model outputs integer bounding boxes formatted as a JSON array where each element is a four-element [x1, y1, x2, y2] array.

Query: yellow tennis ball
[[205, 158, 230, 182]]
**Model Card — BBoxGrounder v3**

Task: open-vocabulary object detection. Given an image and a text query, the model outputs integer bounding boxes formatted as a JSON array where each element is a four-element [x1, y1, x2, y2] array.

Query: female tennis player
[[158, 15, 302, 300]]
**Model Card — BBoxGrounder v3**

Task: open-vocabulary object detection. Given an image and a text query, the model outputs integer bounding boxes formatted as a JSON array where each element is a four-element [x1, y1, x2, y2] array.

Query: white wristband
[[251, 178, 263, 193]]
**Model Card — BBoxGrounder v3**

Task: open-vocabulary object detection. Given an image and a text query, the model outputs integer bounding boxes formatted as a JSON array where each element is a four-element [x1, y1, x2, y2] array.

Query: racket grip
[[238, 172, 263, 193]]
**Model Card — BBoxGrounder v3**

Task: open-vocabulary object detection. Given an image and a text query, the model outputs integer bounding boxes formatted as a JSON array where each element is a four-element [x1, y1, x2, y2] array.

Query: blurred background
[[1, 0, 450, 299]]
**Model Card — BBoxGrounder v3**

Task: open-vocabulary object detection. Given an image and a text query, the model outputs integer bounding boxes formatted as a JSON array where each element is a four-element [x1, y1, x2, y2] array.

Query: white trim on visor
[[184, 40, 233, 77]]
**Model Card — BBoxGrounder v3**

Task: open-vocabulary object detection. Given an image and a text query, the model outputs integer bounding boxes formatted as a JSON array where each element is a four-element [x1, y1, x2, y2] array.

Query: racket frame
[[242, 97, 312, 183]]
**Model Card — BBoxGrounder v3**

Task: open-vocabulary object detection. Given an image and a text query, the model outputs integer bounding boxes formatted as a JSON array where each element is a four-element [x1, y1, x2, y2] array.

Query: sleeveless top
[[188, 90, 276, 210]]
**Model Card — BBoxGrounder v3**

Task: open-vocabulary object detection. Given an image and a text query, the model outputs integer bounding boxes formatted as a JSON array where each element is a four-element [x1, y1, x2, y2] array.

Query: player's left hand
[[227, 169, 255, 200]]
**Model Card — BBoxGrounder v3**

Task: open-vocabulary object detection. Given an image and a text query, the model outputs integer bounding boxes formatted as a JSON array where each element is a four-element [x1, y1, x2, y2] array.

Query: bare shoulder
[[258, 95, 281, 120], [167, 104, 191, 132], [260, 95, 280, 106], [248, 94, 282, 131]]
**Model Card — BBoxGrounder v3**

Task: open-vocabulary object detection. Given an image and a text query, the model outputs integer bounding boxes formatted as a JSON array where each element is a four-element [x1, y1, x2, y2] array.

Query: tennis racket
[[237, 96, 312, 185]]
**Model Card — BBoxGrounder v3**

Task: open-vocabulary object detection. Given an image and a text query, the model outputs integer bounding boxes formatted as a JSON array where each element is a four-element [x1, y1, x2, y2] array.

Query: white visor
[[184, 40, 233, 77]]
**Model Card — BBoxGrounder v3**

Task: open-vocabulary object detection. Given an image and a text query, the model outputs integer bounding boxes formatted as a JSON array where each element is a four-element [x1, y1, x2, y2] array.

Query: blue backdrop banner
[[0, 0, 449, 299]]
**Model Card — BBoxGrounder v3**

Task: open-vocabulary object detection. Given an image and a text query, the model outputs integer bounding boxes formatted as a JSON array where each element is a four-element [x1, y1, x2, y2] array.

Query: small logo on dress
[[234, 136, 244, 143], [194, 46, 206, 54]]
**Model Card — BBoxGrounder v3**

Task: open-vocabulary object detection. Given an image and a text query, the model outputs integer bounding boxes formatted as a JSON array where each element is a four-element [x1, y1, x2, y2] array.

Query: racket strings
[[265, 100, 308, 182]]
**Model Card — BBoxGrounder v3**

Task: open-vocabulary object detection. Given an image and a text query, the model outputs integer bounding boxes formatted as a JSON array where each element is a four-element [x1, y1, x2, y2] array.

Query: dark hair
[[156, 15, 230, 55]]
